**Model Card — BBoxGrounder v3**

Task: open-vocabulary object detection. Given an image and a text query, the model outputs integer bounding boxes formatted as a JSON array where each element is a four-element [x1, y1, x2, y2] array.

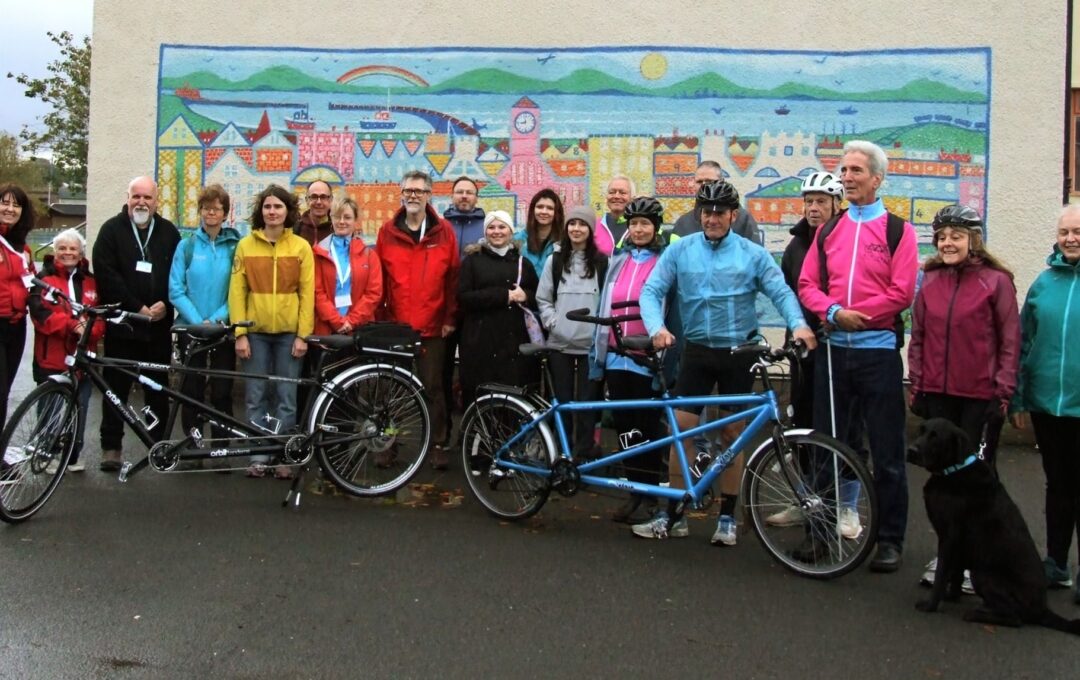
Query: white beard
[[131, 207, 151, 226]]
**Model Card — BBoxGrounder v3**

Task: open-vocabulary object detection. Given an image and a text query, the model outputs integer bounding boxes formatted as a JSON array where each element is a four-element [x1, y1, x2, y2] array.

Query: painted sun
[[640, 52, 668, 80]]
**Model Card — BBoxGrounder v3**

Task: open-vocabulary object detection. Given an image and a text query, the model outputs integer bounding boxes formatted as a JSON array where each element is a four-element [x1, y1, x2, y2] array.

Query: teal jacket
[[513, 230, 556, 278], [1014, 248, 1080, 417], [641, 231, 808, 348], [168, 226, 241, 324]]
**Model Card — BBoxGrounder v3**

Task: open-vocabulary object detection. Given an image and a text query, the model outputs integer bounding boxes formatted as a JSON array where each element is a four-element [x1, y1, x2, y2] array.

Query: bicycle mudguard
[[469, 391, 558, 464], [45, 374, 74, 387], [742, 428, 816, 469], [305, 362, 425, 432]]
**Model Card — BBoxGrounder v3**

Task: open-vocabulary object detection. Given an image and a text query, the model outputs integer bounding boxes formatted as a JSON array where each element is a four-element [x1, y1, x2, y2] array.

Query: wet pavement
[[3, 325, 1080, 678]]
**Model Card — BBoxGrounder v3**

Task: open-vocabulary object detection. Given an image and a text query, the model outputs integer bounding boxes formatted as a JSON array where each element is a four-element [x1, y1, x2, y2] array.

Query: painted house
[[156, 115, 205, 228]]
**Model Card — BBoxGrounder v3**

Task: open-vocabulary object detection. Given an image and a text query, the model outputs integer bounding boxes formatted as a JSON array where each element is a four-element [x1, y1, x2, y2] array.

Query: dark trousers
[[100, 333, 172, 451], [814, 345, 908, 547], [0, 318, 26, 429], [790, 346, 816, 429], [177, 335, 235, 440], [920, 392, 1002, 467], [606, 369, 663, 485], [1031, 412, 1080, 569], [416, 337, 448, 446], [548, 351, 598, 457], [442, 326, 461, 421]]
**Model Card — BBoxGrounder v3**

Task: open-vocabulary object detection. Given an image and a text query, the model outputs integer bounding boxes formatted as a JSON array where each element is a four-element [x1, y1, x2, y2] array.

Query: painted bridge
[[328, 102, 480, 136]]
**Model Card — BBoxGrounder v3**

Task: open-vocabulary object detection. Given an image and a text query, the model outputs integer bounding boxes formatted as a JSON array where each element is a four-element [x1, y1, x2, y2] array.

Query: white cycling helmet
[[800, 172, 844, 199]]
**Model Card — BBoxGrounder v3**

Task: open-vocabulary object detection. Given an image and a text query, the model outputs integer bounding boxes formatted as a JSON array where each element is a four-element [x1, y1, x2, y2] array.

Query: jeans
[[243, 333, 302, 464], [548, 351, 598, 457], [814, 344, 908, 547]]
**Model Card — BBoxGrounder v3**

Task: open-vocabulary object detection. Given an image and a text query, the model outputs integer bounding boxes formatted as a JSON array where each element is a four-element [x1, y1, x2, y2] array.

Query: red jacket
[[908, 260, 1020, 401], [312, 236, 384, 335], [375, 205, 459, 338], [28, 257, 106, 373], [0, 235, 34, 322]]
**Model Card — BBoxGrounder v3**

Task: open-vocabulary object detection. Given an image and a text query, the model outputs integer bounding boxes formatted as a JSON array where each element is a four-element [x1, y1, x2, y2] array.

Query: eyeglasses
[[307, 193, 332, 202], [402, 188, 431, 197], [201, 205, 225, 213]]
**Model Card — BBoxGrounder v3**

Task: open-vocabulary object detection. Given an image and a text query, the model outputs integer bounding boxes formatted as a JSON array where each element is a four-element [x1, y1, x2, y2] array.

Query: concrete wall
[[89, 0, 1067, 297]]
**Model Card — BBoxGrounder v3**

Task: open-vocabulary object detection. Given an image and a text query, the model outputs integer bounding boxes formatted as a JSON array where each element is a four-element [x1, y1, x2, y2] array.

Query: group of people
[[1, 138, 1079, 589]]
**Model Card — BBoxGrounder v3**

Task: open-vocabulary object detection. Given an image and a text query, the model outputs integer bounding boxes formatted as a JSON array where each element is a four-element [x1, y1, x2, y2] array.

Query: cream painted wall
[[89, 0, 1067, 297]]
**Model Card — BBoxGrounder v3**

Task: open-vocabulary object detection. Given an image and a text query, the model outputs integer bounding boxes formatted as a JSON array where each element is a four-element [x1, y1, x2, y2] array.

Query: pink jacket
[[908, 261, 1020, 401], [797, 205, 918, 330]]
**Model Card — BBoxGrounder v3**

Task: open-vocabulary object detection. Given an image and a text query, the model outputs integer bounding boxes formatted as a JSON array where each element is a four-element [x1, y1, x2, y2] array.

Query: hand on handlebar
[[792, 327, 817, 351], [652, 328, 676, 350]]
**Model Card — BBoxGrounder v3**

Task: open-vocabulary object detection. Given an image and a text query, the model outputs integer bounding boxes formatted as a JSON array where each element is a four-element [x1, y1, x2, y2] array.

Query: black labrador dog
[[907, 418, 1080, 635]]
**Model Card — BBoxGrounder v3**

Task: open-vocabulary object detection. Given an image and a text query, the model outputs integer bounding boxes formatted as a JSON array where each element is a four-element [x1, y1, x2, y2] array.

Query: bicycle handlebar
[[32, 278, 152, 325]]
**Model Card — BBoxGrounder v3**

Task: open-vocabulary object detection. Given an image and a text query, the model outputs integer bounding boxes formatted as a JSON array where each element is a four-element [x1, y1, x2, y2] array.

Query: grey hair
[[52, 228, 87, 254], [606, 174, 636, 196], [1058, 203, 1080, 226], [842, 140, 889, 179], [400, 170, 432, 191], [127, 175, 157, 196]]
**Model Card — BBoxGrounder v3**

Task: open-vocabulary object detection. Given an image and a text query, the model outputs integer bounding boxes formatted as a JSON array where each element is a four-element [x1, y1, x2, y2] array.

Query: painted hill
[[161, 66, 986, 103]]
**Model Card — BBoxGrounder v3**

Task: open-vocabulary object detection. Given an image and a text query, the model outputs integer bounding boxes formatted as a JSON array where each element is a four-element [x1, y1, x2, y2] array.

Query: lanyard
[[0, 232, 29, 271], [130, 218, 155, 260], [67, 270, 77, 315], [331, 237, 351, 287]]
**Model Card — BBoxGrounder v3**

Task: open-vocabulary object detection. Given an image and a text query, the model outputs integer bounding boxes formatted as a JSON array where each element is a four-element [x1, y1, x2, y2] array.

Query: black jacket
[[92, 206, 181, 340], [780, 217, 820, 333], [457, 244, 539, 405]]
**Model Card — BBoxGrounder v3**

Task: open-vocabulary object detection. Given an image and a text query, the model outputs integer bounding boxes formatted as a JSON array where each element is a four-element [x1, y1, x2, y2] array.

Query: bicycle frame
[[491, 386, 784, 507]]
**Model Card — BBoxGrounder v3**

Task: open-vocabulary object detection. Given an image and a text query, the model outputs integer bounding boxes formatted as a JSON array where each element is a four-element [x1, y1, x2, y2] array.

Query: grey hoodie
[[536, 245, 600, 354]]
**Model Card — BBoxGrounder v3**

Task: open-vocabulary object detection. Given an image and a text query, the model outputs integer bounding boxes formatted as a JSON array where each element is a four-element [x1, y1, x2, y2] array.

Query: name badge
[[21, 273, 34, 289], [335, 293, 352, 308], [136, 260, 153, 274]]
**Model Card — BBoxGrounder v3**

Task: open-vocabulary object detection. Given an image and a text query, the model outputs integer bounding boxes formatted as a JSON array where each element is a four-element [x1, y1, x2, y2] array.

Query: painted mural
[[156, 44, 990, 252]]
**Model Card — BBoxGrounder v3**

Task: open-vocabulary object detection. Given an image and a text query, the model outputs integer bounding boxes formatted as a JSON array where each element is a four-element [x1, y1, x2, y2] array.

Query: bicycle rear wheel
[[742, 431, 878, 579], [0, 381, 78, 523], [312, 365, 430, 496], [460, 393, 555, 520]]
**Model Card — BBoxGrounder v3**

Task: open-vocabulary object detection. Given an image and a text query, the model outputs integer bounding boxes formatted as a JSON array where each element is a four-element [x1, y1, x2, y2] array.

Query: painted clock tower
[[499, 96, 559, 223]]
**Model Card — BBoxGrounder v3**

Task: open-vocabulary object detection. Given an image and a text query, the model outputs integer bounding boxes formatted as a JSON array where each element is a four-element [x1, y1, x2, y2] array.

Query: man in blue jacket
[[637, 180, 816, 542], [441, 176, 486, 437]]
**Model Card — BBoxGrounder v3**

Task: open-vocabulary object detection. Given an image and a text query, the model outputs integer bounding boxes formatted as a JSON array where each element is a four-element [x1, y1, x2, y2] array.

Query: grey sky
[[0, 0, 93, 146]]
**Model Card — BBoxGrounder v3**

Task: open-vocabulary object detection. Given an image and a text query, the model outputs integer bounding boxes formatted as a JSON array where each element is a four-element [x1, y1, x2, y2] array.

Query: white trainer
[[838, 507, 863, 540], [765, 504, 804, 527]]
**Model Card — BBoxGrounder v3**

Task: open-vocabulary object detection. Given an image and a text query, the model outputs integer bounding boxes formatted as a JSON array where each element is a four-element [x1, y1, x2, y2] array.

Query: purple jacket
[[908, 260, 1020, 401]]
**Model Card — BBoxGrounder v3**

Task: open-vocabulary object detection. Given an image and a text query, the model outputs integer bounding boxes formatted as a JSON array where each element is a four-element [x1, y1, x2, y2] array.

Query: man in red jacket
[[375, 171, 459, 469]]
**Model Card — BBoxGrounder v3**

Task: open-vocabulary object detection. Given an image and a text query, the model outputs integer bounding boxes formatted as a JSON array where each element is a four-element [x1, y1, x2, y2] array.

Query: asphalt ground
[[3, 327, 1080, 679]]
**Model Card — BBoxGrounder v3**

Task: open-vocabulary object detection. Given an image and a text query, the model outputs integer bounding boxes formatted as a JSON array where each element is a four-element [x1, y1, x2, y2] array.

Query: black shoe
[[791, 536, 830, 563], [869, 543, 903, 573], [612, 495, 656, 524]]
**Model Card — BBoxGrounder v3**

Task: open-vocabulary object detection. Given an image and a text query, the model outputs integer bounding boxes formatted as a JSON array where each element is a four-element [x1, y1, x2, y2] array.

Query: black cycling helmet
[[696, 180, 740, 212], [623, 196, 664, 228], [932, 204, 982, 231]]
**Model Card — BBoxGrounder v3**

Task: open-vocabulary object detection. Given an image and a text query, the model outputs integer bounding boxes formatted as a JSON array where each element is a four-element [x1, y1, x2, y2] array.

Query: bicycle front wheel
[[312, 365, 430, 496], [742, 431, 878, 579], [0, 381, 78, 523], [460, 393, 555, 520]]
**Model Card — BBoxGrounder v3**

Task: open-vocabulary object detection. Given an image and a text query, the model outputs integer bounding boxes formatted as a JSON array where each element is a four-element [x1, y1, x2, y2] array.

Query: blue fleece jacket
[[169, 226, 241, 324]]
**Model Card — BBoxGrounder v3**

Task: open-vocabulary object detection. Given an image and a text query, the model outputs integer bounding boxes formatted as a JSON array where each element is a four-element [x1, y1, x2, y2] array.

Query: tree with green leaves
[[7, 31, 90, 194], [0, 132, 45, 190]]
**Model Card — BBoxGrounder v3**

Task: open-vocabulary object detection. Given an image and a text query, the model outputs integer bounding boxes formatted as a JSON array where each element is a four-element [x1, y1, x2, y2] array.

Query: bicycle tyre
[[0, 381, 78, 524], [742, 430, 878, 579], [311, 365, 430, 496], [460, 392, 556, 520]]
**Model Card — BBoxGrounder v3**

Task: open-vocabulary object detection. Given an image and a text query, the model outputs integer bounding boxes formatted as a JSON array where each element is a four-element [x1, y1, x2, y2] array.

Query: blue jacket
[[513, 230, 556, 277], [641, 231, 808, 348], [443, 206, 486, 260], [1014, 247, 1080, 418], [169, 226, 241, 324]]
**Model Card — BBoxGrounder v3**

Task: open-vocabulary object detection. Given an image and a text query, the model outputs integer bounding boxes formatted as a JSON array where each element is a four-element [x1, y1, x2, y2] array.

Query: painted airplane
[[471, 118, 488, 132], [537, 53, 556, 65]]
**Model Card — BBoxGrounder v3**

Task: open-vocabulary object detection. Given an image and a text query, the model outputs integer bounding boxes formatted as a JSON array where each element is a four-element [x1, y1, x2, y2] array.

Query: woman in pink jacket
[[908, 205, 1020, 589]]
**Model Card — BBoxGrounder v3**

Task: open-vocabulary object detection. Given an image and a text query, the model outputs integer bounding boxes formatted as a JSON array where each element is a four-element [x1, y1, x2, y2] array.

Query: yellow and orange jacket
[[229, 228, 314, 337]]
